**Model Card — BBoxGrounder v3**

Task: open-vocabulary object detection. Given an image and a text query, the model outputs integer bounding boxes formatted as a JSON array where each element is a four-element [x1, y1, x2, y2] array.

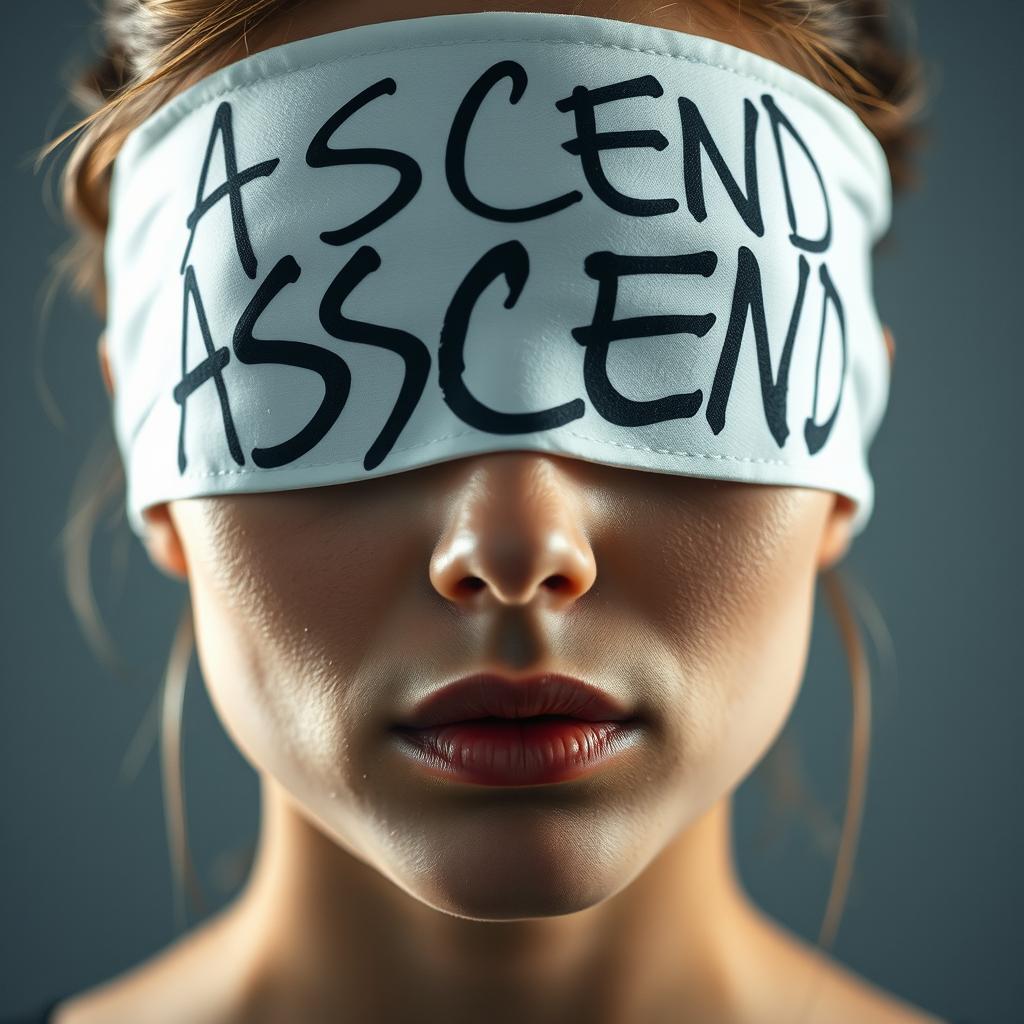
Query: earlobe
[[817, 492, 855, 571], [100, 335, 188, 581], [818, 326, 889, 570], [100, 334, 187, 580], [97, 332, 115, 398], [142, 503, 189, 581]]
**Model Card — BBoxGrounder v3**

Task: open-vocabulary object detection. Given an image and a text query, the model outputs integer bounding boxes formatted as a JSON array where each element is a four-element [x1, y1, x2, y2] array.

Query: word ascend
[[172, 60, 850, 477]]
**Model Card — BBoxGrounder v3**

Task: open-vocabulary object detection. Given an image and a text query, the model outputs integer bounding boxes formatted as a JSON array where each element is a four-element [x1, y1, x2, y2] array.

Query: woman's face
[[137, 0, 863, 921], [157, 455, 851, 919]]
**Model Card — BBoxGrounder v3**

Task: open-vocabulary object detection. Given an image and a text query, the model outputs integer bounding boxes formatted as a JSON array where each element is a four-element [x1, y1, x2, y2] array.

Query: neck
[[218, 774, 777, 1022]]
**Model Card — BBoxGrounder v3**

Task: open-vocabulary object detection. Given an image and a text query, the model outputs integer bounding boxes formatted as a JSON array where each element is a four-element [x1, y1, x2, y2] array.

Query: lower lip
[[390, 717, 643, 786]]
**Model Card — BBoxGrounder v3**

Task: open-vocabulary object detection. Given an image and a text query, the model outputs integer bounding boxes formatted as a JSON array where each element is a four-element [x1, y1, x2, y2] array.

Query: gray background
[[2, 2, 1020, 1021]]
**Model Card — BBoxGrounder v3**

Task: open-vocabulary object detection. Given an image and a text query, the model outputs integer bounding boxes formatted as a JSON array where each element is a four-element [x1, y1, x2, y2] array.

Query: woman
[[19, 0, 953, 1021]]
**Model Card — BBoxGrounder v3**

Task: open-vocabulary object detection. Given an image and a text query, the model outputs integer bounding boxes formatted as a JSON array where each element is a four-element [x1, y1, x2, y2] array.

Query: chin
[[411, 870, 622, 922], [385, 809, 646, 921]]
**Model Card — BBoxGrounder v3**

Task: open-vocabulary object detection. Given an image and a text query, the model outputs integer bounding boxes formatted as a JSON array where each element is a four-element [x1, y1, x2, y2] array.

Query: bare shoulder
[[801, 949, 950, 1024], [744, 907, 950, 1024], [50, 907, 250, 1024]]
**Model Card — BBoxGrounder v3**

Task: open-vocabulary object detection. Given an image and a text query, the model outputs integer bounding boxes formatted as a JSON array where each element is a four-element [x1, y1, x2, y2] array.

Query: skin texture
[[59, 2, 936, 1022]]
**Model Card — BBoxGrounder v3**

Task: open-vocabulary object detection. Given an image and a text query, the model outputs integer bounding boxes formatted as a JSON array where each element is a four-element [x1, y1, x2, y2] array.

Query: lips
[[393, 673, 635, 730], [390, 673, 641, 786]]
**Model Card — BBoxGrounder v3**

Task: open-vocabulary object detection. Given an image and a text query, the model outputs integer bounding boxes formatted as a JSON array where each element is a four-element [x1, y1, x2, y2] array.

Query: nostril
[[449, 574, 578, 599], [544, 574, 571, 591]]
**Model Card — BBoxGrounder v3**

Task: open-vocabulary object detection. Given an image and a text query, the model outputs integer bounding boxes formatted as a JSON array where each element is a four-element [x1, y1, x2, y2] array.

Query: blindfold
[[103, 10, 892, 539]]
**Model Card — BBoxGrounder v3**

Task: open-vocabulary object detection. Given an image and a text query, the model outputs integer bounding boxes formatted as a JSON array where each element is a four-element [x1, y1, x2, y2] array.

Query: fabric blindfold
[[104, 10, 893, 539]]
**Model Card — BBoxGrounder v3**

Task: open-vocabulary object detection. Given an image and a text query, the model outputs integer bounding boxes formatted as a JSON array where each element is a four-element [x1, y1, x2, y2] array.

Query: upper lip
[[394, 673, 636, 730]]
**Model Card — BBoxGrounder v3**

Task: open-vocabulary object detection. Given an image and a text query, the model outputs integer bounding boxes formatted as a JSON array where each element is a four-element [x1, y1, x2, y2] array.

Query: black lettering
[[706, 247, 809, 446], [761, 93, 832, 253], [179, 101, 279, 279], [555, 75, 680, 216], [678, 96, 763, 236], [232, 254, 352, 468], [173, 265, 245, 473], [446, 60, 583, 222], [306, 77, 423, 246], [571, 251, 717, 426], [318, 246, 431, 471], [804, 261, 846, 454], [439, 239, 586, 432]]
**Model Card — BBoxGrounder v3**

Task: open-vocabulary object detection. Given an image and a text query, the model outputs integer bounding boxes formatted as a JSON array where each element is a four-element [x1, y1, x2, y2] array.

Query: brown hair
[[35, 0, 928, 976]]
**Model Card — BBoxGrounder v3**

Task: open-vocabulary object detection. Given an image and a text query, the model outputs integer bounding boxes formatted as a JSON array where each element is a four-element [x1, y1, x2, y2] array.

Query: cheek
[[186, 568, 348, 791], [178, 503, 395, 832], [659, 491, 822, 806], [697, 561, 817, 799]]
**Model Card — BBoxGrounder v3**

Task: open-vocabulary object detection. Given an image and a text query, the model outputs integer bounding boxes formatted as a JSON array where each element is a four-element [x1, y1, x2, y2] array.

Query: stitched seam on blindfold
[[154, 428, 803, 478], [121, 36, 874, 159]]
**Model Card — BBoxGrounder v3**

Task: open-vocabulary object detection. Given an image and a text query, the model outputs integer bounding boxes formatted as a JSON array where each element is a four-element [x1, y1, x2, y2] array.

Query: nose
[[428, 452, 598, 609]]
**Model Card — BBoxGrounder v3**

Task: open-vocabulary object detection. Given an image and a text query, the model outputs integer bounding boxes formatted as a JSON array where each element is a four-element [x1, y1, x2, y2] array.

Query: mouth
[[393, 672, 636, 729], [390, 673, 643, 786]]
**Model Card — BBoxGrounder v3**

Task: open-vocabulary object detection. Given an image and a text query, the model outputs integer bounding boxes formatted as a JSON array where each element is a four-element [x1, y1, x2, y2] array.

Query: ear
[[97, 332, 115, 398], [142, 503, 190, 581], [98, 333, 189, 581], [817, 492, 856, 571], [817, 325, 893, 571]]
